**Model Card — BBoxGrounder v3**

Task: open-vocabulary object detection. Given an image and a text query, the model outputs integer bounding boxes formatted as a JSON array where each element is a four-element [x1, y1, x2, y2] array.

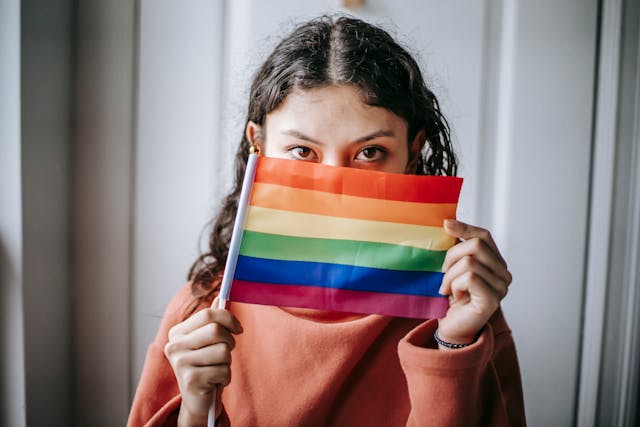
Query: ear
[[405, 130, 426, 174], [245, 121, 265, 150]]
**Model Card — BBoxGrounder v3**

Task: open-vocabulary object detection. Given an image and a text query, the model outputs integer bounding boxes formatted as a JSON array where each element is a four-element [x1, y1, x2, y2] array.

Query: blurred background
[[1, 0, 639, 425]]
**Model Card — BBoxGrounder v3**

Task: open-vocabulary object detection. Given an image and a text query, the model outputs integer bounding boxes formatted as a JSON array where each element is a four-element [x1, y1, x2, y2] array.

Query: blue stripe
[[234, 255, 444, 297]]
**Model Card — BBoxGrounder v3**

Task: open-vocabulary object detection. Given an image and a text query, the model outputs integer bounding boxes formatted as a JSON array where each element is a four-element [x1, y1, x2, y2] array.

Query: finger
[[168, 322, 236, 353], [182, 364, 232, 390], [186, 342, 233, 367], [212, 295, 226, 310], [442, 238, 512, 283], [190, 322, 236, 350], [440, 255, 508, 299], [169, 307, 243, 340], [450, 270, 501, 313], [444, 220, 506, 265], [442, 237, 511, 282], [170, 342, 233, 368]]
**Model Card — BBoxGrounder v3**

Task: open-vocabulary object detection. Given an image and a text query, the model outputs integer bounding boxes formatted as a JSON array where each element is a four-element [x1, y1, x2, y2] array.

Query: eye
[[355, 146, 386, 162], [288, 146, 318, 161]]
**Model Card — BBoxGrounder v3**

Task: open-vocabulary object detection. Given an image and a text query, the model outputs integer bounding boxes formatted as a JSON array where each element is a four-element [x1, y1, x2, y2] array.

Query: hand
[[437, 220, 512, 347], [164, 298, 243, 423]]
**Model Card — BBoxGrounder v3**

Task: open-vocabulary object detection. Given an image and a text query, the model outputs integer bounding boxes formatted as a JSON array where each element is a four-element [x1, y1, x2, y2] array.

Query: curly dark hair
[[185, 15, 457, 316]]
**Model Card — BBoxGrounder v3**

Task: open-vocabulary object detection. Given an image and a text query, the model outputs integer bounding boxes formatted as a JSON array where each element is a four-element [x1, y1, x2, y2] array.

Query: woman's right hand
[[164, 298, 243, 424]]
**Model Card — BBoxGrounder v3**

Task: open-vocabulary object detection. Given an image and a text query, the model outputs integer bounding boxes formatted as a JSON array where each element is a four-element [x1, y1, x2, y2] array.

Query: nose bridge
[[321, 148, 349, 168], [322, 158, 347, 168]]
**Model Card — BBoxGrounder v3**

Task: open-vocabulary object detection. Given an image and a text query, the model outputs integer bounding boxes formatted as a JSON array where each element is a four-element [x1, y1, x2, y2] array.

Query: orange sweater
[[128, 283, 525, 426]]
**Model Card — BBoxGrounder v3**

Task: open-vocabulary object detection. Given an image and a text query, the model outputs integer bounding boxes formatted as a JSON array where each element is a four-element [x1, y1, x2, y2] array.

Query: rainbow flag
[[223, 155, 462, 319]]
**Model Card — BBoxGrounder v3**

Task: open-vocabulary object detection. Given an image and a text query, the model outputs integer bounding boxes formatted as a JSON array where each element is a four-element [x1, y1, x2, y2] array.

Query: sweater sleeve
[[127, 284, 230, 427], [397, 309, 526, 427]]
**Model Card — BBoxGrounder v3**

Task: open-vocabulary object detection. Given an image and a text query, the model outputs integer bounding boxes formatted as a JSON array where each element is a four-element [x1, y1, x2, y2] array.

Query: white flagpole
[[208, 151, 260, 427]]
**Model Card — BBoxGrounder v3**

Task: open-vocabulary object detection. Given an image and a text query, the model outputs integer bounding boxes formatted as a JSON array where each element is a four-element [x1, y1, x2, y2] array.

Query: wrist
[[433, 328, 478, 350], [436, 318, 482, 345], [177, 405, 208, 427]]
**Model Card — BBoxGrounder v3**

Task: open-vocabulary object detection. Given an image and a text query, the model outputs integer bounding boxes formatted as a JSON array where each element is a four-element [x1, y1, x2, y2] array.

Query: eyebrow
[[280, 129, 396, 145]]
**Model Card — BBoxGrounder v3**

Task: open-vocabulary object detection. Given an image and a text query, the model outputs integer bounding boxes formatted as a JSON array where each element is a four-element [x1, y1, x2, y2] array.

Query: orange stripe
[[253, 156, 463, 203], [250, 183, 457, 226]]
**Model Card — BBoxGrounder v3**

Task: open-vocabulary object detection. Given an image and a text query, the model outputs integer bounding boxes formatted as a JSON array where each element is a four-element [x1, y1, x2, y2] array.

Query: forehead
[[264, 85, 408, 139]]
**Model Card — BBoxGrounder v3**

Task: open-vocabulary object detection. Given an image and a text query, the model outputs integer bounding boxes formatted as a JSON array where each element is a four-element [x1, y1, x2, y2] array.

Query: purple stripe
[[230, 280, 449, 319]]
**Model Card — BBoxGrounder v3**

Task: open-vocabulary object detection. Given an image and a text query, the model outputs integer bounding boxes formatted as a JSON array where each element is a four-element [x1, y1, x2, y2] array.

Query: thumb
[[211, 295, 221, 309], [443, 219, 470, 238]]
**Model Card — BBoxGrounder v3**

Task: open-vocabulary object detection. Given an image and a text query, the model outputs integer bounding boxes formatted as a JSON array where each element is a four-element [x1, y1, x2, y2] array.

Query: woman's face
[[247, 85, 422, 174]]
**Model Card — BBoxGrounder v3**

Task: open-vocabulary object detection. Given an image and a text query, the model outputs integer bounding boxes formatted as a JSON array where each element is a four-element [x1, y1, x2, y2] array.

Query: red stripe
[[230, 280, 449, 319], [253, 156, 463, 204]]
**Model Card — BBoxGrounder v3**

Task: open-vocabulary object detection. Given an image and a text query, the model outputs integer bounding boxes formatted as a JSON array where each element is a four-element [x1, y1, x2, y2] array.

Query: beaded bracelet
[[433, 328, 473, 349]]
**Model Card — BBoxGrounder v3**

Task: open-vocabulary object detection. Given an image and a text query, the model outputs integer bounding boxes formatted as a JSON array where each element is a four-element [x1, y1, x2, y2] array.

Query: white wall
[[132, 0, 226, 387], [500, 2, 597, 425]]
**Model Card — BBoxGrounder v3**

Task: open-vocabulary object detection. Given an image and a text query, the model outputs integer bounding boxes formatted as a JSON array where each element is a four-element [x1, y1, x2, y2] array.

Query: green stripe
[[239, 230, 446, 272]]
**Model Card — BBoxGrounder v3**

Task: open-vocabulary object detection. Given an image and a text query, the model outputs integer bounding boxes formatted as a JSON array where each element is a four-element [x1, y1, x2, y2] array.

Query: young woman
[[128, 15, 525, 427]]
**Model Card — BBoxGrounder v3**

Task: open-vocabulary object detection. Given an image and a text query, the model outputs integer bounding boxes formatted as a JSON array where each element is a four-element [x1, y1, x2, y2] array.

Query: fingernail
[[444, 219, 457, 229]]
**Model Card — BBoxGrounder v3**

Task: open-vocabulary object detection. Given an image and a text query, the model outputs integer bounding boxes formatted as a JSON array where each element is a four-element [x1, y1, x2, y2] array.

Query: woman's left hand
[[437, 219, 512, 348]]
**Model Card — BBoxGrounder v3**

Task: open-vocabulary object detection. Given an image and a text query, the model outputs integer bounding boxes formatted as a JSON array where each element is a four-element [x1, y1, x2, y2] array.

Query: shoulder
[[166, 282, 197, 317], [152, 282, 209, 344]]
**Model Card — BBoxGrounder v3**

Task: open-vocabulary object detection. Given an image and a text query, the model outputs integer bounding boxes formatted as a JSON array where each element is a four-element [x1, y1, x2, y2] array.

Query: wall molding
[[615, 11, 640, 422], [73, 0, 137, 424], [576, 0, 622, 424], [589, 0, 640, 424]]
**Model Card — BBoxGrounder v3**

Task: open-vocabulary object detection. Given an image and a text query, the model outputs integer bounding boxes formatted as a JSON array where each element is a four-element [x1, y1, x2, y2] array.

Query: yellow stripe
[[250, 182, 457, 226], [245, 206, 455, 251]]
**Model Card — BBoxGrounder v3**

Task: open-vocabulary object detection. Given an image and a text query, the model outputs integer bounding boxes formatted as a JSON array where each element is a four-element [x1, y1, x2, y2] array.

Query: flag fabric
[[227, 156, 463, 319]]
